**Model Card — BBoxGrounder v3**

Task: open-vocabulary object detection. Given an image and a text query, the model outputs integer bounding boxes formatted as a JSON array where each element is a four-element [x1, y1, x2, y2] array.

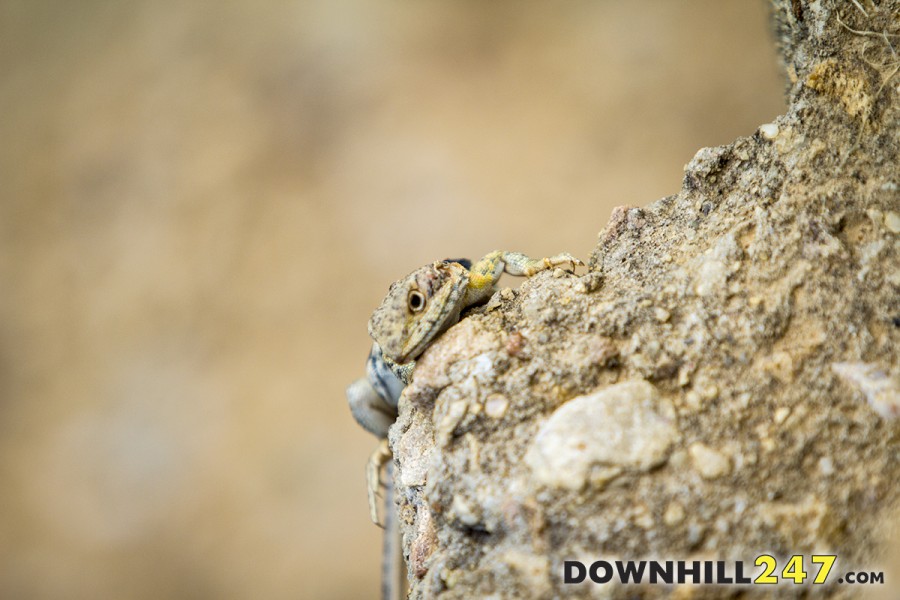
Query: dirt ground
[[0, 2, 784, 598]]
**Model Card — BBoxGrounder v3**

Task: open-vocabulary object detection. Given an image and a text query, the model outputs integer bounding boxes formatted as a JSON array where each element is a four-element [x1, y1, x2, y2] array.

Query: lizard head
[[368, 260, 470, 365]]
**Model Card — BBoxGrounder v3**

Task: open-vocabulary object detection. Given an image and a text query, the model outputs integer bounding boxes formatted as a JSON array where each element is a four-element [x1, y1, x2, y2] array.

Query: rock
[[526, 381, 678, 490], [394, 4, 900, 596]]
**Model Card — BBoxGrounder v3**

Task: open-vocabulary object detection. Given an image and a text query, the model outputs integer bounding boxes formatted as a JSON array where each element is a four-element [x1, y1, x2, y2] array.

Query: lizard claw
[[549, 252, 584, 273]]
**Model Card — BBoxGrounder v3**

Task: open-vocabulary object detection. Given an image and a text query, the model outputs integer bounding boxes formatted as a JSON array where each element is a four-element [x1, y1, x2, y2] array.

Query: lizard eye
[[407, 290, 426, 312]]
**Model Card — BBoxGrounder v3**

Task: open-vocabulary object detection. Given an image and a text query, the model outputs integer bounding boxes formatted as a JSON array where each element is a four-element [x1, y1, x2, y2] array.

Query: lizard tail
[[381, 462, 407, 600]]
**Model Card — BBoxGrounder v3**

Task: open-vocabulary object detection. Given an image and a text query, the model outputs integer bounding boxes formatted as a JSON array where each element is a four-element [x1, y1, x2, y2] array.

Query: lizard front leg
[[464, 250, 584, 304], [346, 377, 394, 526], [347, 343, 408, 525]]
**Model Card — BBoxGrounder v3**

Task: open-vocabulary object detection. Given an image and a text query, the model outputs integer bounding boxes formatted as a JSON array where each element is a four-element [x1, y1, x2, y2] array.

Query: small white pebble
[[689, 442, 731, 479], [818, 457, 834, 476], [832, 362, 900, 419], [450, 496, 480, 527], [867, 208, 884, 225], [633, 506, 654, 529], [484, 395, 509, 419], [694, 258, 727, 297], [654, 307, 671, 323], [759, 122, 779, 140], [700, 384, 719, 401], [663, 502, 685, 526], [774, 407, 790, 424], [885, 211, 900, 233], [686, 524, 705, 546], [683, 391, 702, 411]]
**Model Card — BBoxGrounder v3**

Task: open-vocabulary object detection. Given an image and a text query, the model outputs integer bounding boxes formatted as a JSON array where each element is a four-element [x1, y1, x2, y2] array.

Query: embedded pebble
[[857, 240, 886, 282], [759, 122, 779, 140], [832, 362, 900, 419], [685, 145, 729, 178], [396, 418, 432, 487], [412, 318, 498, 388], [664, 502, 686, 526], [689, 442, 732, 479], [678, 367, 692, 387], [465, 433, 481, 471], [450, 495, 480, 527], [505, 331, 526, 357], [686, 524, 706, 547], [885, 211, 900, 233], [633, 504, 654, 529], [410, 507, 438, 578], [436, 400, 468, 446], [774, 407, 790, 424], [526, 381, 678, 490], [765, 351, 796, 382], [694, 258, 727, 297], [483, 292, 504, 312], [867, 208, 884, 225], [588, 466, 623, 488], [683, 391, 702, 412], [699, 383, 719, 401], [484, 394, 509, 419]]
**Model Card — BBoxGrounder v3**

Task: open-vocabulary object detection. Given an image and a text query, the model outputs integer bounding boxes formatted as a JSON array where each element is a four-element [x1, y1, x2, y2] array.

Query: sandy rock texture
[[390, 2, 900, 598]]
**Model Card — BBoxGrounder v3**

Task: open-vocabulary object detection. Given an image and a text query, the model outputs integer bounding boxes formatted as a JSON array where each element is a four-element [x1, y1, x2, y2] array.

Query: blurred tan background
[[0, 1, 784, 598]]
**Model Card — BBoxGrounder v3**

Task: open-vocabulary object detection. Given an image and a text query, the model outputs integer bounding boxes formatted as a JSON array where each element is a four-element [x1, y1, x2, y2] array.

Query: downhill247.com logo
[[564, 556, 885, 587]]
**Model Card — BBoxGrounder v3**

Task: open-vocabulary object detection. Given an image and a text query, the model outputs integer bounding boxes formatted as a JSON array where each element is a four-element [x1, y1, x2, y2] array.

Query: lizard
[[346, 250, 582, 600]]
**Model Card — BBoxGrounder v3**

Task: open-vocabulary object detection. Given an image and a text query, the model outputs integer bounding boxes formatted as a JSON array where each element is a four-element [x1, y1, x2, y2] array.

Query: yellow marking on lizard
[[467, 271, 494, 290]]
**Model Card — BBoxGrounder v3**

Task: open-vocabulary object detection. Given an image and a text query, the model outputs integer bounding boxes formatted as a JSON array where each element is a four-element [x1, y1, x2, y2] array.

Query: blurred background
[[0, 1, 784, 598]]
